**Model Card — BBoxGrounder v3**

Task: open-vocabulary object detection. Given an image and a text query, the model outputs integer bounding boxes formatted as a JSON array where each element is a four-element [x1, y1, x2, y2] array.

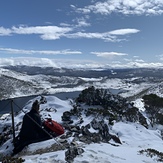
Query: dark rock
[[62, 111, 74, 124], [39, 96, 47, 104], [65, 145, 84, 163], [110, 134, 122, 144]]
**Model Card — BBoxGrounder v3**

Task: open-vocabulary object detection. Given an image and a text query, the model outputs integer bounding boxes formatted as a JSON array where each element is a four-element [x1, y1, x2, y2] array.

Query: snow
[[74, 122, 163, 163], [0, 67, 157, 100], [133, 98, 146, 111], [78, 77, 103, 82], [0, 95, 163, 163]]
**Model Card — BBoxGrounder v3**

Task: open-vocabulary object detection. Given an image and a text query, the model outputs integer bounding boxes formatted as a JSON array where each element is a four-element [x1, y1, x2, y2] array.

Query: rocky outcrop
[[0, 88, 150, 162]]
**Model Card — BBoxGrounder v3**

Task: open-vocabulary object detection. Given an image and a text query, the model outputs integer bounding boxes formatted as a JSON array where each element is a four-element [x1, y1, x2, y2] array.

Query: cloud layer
[[0, 54, 163, 69], [91, 51, 128, 58], [75, 0, 163, 15], [0, 25, 140, 42], [0, 57, 163, 69], [0, 1, 162, 69], [0, 48, 82, 55]]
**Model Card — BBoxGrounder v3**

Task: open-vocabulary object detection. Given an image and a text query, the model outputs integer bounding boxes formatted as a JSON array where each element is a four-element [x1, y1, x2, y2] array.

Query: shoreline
[[0, 91, 81, 114]]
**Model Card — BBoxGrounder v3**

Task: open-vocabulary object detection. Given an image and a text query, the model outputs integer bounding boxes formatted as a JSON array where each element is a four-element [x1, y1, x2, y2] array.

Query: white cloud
[[0, 25, 139, 42], [124, 58, 132, 62], [66, 28, 138, 42], [124, 57, 145, 63], [12, 25, 72, 40], [0, 57, 106, 69], [134, 59, 145, 62], [156, 54, 163, 61], [0, 27, 12, 36], [112, 61, 121, 64], [109, 29, 140, 35], [76, 0, 163, 15], [0, 48, 82, 55], [133, 56, 140, 58], [73, 17, 91, 27], [11, 25, 72, 35], [125, 61, 163, 68], [0, 57, 59, 68], [91, 51, 128, 58], [0, 25, 72, 40], [67, 31, 105, 39], [1, 57, 163, 69]]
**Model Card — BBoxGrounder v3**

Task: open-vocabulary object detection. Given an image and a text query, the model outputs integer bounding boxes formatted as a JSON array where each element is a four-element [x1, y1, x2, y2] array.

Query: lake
[[0, 88, 123, 114], [0, 91, 81, 114]]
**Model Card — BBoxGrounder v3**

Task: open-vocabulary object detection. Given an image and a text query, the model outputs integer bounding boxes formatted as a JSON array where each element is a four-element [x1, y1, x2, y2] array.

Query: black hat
[[32, 100, 40, 110]]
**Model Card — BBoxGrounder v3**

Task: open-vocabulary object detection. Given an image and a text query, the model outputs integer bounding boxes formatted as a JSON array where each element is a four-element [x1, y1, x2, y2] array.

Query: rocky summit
[[0, 86, 163, 163]]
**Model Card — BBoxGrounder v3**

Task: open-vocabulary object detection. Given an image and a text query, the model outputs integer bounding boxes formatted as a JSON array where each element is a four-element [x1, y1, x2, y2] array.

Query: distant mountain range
[[1, 65, 163, 100]]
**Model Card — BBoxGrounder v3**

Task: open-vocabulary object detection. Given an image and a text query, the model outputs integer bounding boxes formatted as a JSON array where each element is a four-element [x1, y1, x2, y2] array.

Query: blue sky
[[0, 0, 163, 68]]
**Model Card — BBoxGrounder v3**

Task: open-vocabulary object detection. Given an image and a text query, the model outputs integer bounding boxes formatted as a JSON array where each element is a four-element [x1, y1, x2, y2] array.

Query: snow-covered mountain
[[0, 87, 163, 163], [1, 66, 163, 100], [0, 66, 163, 162]]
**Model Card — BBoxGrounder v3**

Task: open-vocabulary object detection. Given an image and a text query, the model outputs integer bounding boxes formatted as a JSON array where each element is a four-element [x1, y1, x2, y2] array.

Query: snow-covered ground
[[0, 67, 158, 100], [0, 95, 163, 163]]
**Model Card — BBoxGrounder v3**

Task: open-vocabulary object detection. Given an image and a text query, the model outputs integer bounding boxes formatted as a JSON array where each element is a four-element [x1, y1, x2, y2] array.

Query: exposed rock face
[[61, 115, 121, 144], [76, 86, 148, 127], [60, 86, 149, 162], [61, 114, 121, 162]]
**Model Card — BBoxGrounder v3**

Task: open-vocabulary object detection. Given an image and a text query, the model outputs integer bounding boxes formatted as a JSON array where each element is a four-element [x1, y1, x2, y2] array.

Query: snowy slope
[[0, 95, 163, 163], [1, 67, 163, 100]]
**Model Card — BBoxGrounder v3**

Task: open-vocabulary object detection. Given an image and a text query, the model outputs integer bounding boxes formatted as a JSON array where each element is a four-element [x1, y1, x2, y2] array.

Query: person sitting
[[13, 100, 52, 155]]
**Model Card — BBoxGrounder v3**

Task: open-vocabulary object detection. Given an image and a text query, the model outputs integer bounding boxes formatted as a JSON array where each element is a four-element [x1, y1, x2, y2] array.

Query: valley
[[0, 66, 163, 101]]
